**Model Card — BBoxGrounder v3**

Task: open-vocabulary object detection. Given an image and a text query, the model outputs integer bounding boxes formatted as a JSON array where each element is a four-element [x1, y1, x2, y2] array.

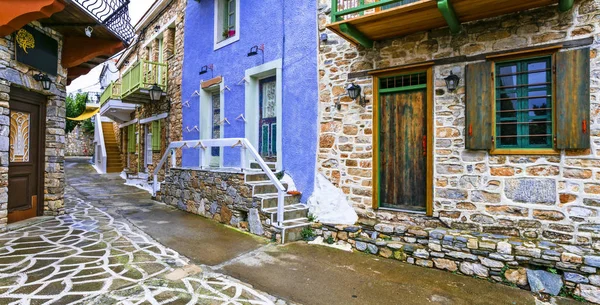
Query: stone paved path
[[0, 190, 280, 304]]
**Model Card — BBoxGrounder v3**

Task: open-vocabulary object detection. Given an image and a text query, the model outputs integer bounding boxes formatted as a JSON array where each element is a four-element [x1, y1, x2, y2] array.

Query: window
[[151, 120, 161, 151], [127, 124, 136, 153], [495, 56, 552, 149], [214, 0, 239, 49]]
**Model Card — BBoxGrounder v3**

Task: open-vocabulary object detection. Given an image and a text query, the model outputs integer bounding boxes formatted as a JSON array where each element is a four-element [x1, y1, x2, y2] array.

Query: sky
[[66, 0, 155, 94]]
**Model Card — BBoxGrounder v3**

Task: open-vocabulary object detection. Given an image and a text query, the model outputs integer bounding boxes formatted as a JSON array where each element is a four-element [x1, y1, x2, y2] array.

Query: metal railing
[[72, 0, 135, 43], [153, 138, 287, 227], [121, 60, 168, 98], [100, 81, 121, 105], [331, 0, 420, 22]]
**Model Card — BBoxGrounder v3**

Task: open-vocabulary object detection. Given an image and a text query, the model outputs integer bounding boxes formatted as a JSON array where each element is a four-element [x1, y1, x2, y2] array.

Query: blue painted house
[[164, 0, 318, 240]]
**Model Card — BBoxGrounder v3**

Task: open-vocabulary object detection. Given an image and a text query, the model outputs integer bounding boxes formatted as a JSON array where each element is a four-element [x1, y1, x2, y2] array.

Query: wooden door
[[259, 76, 277, 162], [8, 88, 45, 223], [210, 92, 221, 167], [379, 89, 427, 211]]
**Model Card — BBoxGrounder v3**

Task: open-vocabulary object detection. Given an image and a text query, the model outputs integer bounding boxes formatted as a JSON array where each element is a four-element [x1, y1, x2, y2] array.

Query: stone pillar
[[44, 94, 66, 216], [151, 39, 159, 62], [163, 27, 175, 58]]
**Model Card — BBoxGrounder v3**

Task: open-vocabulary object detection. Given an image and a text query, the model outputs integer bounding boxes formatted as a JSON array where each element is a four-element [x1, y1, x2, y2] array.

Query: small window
[[495, 56, 553, 149], [214, 0, 239, 49], [127, 124, 136, 153]]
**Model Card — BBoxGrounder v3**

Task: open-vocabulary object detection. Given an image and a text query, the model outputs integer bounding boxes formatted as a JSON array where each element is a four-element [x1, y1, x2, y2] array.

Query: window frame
[[214, 0, 240, 50], [490, 52, 559, 155]]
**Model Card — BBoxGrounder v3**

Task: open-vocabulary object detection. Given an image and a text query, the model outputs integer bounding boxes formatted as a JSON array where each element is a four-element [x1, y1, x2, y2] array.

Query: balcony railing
[[331, 0, 419, 22], [100, 81, 122, 106], [121, 60, 168, 99]]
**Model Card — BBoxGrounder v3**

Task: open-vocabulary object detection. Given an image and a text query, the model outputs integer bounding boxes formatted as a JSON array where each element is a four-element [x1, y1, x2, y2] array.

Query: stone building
[[0, 0, 132, 228], [99, 0, 186, 180], [316, 0, 600, 301]]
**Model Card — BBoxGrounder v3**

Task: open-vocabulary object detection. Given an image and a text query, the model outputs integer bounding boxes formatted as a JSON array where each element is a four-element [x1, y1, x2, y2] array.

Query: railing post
[[277, 190, 285, 226], [171, 149, 176, 168], [331, 0, 338, 22], [240, 145, 247, 170]]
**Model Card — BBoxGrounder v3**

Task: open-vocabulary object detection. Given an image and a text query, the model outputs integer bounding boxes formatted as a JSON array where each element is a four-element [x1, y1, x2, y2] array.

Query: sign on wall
[[15, 25, 58, 76]]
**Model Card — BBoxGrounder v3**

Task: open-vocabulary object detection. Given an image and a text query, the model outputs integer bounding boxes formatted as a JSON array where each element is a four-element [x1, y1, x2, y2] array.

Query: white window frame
[[199, 79, 225, 168], [214, 0, 240, 50]]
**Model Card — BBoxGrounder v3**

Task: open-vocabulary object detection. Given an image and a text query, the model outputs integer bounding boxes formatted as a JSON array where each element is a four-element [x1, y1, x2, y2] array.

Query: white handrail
[[152, 138, 286, 226], [94, 113, 107, 174]]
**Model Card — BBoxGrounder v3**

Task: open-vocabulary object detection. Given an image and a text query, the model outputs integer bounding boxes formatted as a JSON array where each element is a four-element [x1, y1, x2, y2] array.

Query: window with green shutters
[[127, 124, 136, 153], [151, 120, 161, 151], [465, 48, 590, 153], [495, 56, 553, 149]]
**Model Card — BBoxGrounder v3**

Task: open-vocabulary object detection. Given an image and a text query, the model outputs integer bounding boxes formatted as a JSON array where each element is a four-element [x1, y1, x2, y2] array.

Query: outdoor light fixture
[[33, 73, 52, 90], [199, 64, 214, 78], [247, 44, 264, 63], [346, 83, 367, 106], [154, 25, 160, 33], [444, 71, 460, 92], [149, 84, 163, 101], [85, 26, 94, 37]]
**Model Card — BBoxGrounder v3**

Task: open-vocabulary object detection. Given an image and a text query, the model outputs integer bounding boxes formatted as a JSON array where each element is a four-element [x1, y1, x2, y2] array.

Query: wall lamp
[[444, 71, 460, 92], [346, 83, 368, 107], [154, 25, 160, 33], [149, 84, 163, 101], [247, 44, 264, 64], [33, 73, 52, 90], [199, 64, 214, 78]]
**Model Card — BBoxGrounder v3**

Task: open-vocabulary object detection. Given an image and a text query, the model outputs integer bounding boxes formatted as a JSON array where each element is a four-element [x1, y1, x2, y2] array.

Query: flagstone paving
[[0, 191, 281, 304]]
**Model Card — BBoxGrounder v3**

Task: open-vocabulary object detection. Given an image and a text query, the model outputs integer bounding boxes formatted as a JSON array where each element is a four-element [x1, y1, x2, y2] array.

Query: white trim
[[244, 59, 283, 171], [119, 119, 139, 129], [140, 113, 168, 124], [199, 79, 225, 168], [141, 16, 177, 49], [135, 0, 171, 32], [213, 0, 240, 50]]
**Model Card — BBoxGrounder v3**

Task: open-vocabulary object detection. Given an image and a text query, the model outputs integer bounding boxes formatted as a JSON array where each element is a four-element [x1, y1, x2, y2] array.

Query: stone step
[[245, 172, 271, 182], [279, 220, 312, 243], [263, 203, 309, 224], [250, 162, 276, 171], [255, 193, 300, 209], [247, 181, 287, 195]]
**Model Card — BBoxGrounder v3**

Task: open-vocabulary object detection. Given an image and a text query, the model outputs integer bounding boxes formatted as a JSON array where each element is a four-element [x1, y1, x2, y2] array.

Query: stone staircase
[[246, 163, 311, 243], [102, 122, 123, 173]]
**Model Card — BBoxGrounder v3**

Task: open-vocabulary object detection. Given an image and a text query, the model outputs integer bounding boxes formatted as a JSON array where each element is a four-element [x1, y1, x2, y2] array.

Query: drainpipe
[[558, 0, 574, 12]]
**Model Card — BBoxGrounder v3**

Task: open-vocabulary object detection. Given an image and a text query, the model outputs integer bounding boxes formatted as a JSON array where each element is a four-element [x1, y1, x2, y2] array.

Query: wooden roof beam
[[0, 0, 66, 37], [62, 36, 124, 69]]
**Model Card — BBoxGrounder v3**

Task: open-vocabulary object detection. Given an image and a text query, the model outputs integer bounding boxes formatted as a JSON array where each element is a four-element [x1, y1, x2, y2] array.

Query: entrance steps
[[102, 122, 123, 173]]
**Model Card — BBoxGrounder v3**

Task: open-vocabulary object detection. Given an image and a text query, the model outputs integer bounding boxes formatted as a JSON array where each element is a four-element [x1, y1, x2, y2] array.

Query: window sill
[[214, 35, 239, 51], [489, 148, 559, 155]]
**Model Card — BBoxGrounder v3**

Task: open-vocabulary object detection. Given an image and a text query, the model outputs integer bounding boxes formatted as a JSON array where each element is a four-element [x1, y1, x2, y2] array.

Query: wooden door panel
[[7, 175, 30, 212], [379, 89, 427, 211]]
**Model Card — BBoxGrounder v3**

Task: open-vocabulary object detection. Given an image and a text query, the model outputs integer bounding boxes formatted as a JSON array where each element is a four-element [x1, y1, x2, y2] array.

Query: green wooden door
[[379, 89, 427, 211]]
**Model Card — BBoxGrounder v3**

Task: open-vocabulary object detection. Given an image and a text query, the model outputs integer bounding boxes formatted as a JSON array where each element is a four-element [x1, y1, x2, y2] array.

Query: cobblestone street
[[0, 164, 282, 304]]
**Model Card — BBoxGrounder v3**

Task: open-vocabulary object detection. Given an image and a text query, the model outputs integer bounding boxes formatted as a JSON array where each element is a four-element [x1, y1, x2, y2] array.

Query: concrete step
[[263, 203, 308, 224], [250, 162, 276, 171], [245, 172, 271, 182], [255, 193, 301, 209], [247, 181, 288, 195], [279, 220, 312, 243]]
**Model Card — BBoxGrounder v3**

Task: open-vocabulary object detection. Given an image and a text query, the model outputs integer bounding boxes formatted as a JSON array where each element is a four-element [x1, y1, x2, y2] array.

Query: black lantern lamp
[[33, 73, 52, 90], [444, 71, 460, 92], [149, 84, 163, 101], [247, 44, 265, 64], [199, 64, 214, 78], [346, 83, 367, 106]]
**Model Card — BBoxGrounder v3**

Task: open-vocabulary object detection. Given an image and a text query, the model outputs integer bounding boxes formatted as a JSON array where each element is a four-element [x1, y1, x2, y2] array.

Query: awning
[[67, 106, 99, 121]]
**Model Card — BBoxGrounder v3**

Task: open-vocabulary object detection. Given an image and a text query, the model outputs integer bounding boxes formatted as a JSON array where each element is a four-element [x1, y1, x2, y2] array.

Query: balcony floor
[[327, 0, 556, 47]]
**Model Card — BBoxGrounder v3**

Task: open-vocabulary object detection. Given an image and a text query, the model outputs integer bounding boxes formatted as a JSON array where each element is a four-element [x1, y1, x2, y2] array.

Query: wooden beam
[[0, 0, 66, 37], [558, 0, 574, 12], [339, 23, 373, 48], [437, 0, 461, 34], [62, 36, 124, 69]]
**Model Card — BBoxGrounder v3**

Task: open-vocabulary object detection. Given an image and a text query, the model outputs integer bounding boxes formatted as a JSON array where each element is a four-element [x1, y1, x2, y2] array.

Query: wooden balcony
[[100, 82, 121, 106], [120, 60, 168, 104], [327, 0, 573, 48]]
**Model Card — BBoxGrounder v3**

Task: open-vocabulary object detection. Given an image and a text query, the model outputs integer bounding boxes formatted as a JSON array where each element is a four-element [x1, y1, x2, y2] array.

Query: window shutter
[[128, 124, 135, 153], [465, 61, 494, 150], [556, 48, 591, 150], [152, 120, 161, 151]]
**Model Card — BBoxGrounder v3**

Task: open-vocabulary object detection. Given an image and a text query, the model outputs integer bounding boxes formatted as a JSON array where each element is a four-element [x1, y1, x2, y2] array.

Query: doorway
[[258, 76, 277, 163], [8, 87, 46, 223], [374, 69, 433, 214]]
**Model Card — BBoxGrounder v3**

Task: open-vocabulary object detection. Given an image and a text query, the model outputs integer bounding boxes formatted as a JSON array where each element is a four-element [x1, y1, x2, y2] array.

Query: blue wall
[[181, 0, 318, 198]]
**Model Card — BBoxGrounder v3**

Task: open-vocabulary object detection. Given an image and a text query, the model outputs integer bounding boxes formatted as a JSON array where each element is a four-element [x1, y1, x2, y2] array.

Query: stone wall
[[66, 125, 94, 156], [0, 21, 67, 228], [118, 0, 186, 177], [317, 0, 600, 246]]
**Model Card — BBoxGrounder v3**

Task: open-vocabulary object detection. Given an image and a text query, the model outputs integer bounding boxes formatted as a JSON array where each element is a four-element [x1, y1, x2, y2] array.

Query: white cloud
[[67, 0, 155, 94]]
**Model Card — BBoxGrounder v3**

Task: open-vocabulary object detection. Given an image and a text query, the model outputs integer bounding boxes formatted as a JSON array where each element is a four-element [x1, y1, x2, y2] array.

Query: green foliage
[[65, 93, 88, 134], [559, 287, 586, 302], [81, 118, 95, 134], [325, 236, 335, 244], [547, 268, 558, 274], [307, 213, 317, 222], [300, 227, 315, 241], [275, 170, 285, 180]]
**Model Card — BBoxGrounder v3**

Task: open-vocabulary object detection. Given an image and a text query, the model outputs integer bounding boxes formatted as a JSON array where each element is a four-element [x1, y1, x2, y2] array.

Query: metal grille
[[380, 72, 427, 90], [73, 0, 135, 44]]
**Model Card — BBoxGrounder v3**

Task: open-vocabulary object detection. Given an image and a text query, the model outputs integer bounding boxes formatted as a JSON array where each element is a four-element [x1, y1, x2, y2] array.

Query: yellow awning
[[67, 106, 100, 121]]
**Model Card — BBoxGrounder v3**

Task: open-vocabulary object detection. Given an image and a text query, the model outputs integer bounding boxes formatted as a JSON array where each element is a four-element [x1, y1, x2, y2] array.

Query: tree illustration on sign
[[16, 29, 35, 54]]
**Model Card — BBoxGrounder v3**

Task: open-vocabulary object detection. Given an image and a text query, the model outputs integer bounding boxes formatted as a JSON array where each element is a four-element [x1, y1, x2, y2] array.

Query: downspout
[[558, 0, 574, 12]]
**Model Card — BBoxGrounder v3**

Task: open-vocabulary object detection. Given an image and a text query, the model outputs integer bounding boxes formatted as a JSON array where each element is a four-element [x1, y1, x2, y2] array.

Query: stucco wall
[[317, 0, 600, 246], [180, 0, 318, 199]]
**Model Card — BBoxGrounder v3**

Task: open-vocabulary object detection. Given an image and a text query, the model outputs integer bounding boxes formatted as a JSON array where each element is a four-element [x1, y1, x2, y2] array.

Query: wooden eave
[[327, 0, 558, 47]]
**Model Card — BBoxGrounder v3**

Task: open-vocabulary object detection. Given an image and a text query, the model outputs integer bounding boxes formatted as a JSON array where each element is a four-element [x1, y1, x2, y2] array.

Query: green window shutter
[[152, 120, 161, 151], [556, 48, 591, 149], [128, 124, 135, 153], [465, 61, 494, 150]]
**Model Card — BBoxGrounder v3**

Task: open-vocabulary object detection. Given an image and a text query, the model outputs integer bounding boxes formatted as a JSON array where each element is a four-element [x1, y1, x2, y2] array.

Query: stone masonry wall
[[317, 0, 600, 246], [0, 21, 67, 228], [66, 125, 94, 156]]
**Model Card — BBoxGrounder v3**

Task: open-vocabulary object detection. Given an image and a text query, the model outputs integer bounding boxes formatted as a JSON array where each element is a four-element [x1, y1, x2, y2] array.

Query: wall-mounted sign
[[15, 25, 58, 76]]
